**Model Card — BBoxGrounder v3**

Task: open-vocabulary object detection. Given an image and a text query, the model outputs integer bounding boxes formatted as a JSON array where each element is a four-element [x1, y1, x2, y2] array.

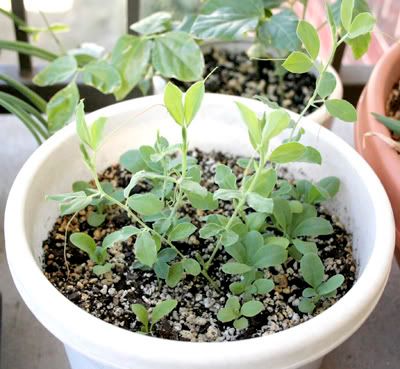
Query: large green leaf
[[192, 0, 263, 40], [111, 35, 152, 100], [33, 55, 77, 86], [259, 9, 300, 52], [46, 82, 79, 133], [82, 61, 121, 94], [152, 31, 204, 81]]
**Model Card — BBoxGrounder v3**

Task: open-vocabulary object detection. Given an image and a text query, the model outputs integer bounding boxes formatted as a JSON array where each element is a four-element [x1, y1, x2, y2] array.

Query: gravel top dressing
[[175, 48, 318, 115], [43, 149, 355, 342]]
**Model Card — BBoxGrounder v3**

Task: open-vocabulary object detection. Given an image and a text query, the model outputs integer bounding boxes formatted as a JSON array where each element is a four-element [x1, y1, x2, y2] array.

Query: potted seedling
[[355, 41, 400, 261], [0, 8, 204, 142], [5, 3, 393, 369]]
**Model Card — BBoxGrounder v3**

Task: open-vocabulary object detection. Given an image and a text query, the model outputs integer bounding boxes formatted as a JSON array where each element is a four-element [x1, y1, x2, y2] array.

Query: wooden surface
[[0, 115, 399, 369]]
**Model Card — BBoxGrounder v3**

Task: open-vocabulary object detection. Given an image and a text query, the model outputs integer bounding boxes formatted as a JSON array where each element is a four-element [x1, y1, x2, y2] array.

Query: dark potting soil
[[387, 79, 400, 121], [174, 47, 319, 115], [43, 149, 356, 342]]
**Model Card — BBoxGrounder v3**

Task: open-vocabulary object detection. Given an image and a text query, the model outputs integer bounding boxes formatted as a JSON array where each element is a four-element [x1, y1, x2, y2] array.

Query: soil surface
[[174, 47, 319, 114], [43, 150, 356, 342], [387, 80, 400, 120]]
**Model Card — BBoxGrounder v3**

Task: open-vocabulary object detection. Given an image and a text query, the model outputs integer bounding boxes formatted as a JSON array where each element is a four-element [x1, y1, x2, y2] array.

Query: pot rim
[[5, 94, 394, 368]]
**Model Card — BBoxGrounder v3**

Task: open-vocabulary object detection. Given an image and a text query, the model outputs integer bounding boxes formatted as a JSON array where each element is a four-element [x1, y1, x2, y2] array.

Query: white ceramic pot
[[5, 94, 393, 369], [153, 41, 343, 127]]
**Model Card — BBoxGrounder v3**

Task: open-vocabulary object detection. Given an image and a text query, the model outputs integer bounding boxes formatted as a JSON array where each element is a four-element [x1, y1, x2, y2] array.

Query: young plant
[[299, 253, 345, 313], [217, 296, 264, 330], [131, 299, 178, 334]]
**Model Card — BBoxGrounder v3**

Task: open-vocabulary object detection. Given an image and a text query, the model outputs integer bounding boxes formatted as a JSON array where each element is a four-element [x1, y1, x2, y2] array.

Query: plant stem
[[39, 11, 66, 54]]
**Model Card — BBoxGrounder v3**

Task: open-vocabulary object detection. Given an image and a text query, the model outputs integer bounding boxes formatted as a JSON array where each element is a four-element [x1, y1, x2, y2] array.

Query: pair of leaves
[[164, 80, 205, 126], [293, 177, 340, 205], [166, 258, 201, 287], [131, 299, 177, 333]]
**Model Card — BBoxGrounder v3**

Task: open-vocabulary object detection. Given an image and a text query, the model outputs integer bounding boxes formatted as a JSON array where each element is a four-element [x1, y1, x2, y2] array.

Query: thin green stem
[[39, 11, 66, 54]]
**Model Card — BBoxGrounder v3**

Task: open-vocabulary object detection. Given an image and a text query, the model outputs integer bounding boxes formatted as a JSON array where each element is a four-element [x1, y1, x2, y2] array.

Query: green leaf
[[296, 20, 320, 60], [55, 191, 91, 215], [215, 164, 237, 190], [246, 212, 267, 231], [318, 177, 340, 198], [168, 222, 196, 241], [292, 217, 333, 237], [325, 99, 357, 122], [33, 55, 77, 86], [134, 231, 158, 267], [226, 295, 241, 312], [302, 287, 317, 298], [241, 300, 264, 317], [317, 71, 337, 99], [151, 299, 178, 325], [222, 262, 253, 275], [183, 258, 201, 276], [317, 274, 344, 295], [89, 117, 107, 150], [82, 61, 121, 94], [340, 0, 354, 31], [214, 189, 242, 201], [254, 278, 274, 294], [187, 192, 218, 210], [120, 150, 147, 173], [76, 100, 91, 146], [229, 281, 246, 295], [247, 193, 274, 213], [93, 263, 113, 276], [235, 101, 261, 150], [47, 82, 79, 133], [167, 262, 184, 287], [192, 0, 263, 40], [127, 193, 164, 216], [131, 303, 149, 330], [262, 109, 291, 145], [372, 113, 400, 135], [130, 11, 172, 35], [254, 244, 288, 268], [233, 317, 249, 330], [348, 12, 375, 39], [87, 212, 106, 227], [270, 142, 306, 163], [251, 168, 277, 197], [184, 81, 205, 125], [298, 146, 322, 164], [111, 35, 152, 100], [326, 3, 337, 42], [70, 232, 96, 256], [181, 180, 207, 197], [152, 31, 204, 81], [293, 239, 318, 255], [282, 51, 313, 74], [298, 298, 316, 313], [102, 226, 140, 249], [200, 223, 223, 238], [300, 253, 324, 289], [272, 198, 292, 233], [221, 230, 239, 247], [347, 32, 371, 59], [259, 9, 300, 52], [164, 82, 184, 125]]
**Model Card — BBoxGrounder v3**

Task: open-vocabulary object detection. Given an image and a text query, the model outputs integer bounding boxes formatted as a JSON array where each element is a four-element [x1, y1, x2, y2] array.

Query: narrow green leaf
[[297, 20, 320, 60], [300, 253, 325, 289], [235, 101, 260, 149], [372, 112, 400, 135], [134, 231, 158, 267], [340, 0, 354, 31], [184, 81, 205, 126], [90, 117, 107, 150], [222, 262, 253, 275], [164, 82, 184, 125], [151, 299, 178, 325], [131, 303, 149, 330], [317, 274, 344, 295]]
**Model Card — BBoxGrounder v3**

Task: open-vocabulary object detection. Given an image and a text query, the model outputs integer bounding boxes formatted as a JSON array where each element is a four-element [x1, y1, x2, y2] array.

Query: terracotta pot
[[355, 42, 400, 261]]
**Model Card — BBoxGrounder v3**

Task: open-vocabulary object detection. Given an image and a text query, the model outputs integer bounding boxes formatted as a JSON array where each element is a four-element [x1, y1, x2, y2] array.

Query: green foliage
[[372, 113, 400, 136], [131, 299, 177, 333]]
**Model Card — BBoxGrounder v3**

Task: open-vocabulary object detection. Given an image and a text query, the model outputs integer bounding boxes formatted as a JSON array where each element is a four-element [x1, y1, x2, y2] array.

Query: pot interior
[[24, 96, 375, 278]]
